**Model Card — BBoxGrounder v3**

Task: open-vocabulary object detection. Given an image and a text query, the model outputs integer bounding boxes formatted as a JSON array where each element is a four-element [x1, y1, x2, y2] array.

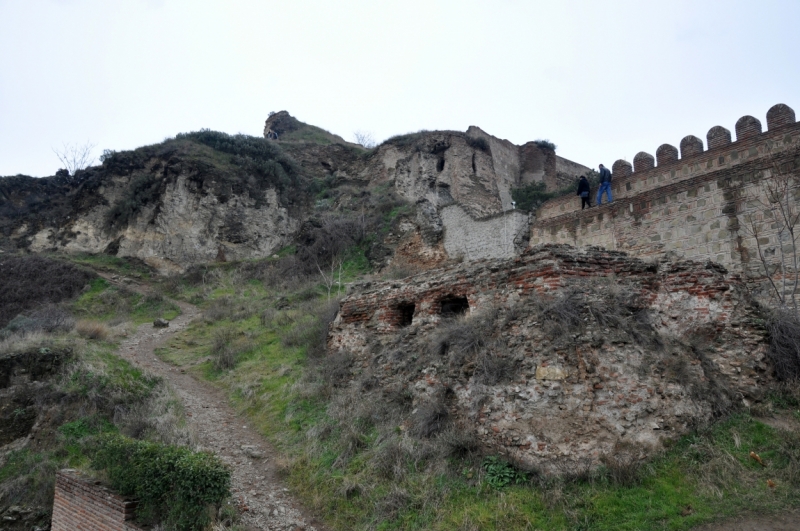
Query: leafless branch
[[52, 141, 96, 175], [353, 131, 376, 149]]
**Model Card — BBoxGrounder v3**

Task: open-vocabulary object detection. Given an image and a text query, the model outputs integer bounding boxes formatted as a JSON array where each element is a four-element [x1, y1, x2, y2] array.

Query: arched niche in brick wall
[[735, 115, 762, 140], [680, 135, 704, 158], [656, 144, 679, 166], [612, 159, 632, 178], [766, 104, 796, 130], [707, 126, 732, 150], [633, 152, 654, 173]]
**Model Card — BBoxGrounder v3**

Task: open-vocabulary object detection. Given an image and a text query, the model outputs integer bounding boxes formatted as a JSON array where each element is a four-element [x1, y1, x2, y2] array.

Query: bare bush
[[371, 439, 410, 480], [537, 289, 584, 338], [353, 130, 377, 149], [473, 351, 514, 385], [259, 307, 276, 327], [742, 148, 800, 312], [436, 424, 480, 459], [30, 304, 75, 333], [766, 309, 800, 381], [0, 255, 95, 328], [410, 399, 450, 439], [211, 326, 252, 371], [599, 443, 644, 487], [53, 140, 96, 175], [318, 351, 353, 388]]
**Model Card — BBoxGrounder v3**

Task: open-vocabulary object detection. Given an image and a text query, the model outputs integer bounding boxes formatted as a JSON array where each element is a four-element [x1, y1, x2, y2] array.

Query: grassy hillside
[[152, 253, 800, 531]]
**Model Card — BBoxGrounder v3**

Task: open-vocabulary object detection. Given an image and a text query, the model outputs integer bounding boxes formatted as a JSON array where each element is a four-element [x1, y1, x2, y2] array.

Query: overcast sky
[[1, 0, 798, 177]]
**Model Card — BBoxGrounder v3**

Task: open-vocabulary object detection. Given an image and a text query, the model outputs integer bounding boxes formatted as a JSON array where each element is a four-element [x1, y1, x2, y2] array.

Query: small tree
[[743, 149, 800, 314], [53, 141, 96, 175], [316, 255, 344, 301], [354, 130, 377, 149]]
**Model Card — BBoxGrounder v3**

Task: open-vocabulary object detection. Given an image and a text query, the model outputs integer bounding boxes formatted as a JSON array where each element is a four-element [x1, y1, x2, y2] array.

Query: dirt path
[[105, 276, 326, 531], [692, 512, 800, 531]]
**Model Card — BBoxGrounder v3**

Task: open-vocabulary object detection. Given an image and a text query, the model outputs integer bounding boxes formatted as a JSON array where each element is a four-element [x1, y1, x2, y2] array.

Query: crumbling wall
[[51, 470, 142, 531], [329, 245, 769, 472], [440, 205, 529, 261], [555, 155, 593, 189]]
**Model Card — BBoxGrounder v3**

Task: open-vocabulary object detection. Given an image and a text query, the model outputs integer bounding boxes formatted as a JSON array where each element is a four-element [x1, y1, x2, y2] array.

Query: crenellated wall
[[531, 103, 800, 278]]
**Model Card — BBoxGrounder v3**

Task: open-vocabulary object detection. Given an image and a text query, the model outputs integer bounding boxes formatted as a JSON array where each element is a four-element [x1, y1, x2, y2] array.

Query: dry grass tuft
[[76, 320, 110, 341], [210, 326, 252, 371]]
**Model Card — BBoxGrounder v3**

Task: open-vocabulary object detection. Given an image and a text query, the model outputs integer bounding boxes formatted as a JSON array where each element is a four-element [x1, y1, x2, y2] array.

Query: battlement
[[536, 103, 799, 223]]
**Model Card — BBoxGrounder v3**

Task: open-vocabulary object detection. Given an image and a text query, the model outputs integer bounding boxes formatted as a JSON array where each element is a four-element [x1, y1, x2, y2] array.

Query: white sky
[[1, 0, 798, 177]]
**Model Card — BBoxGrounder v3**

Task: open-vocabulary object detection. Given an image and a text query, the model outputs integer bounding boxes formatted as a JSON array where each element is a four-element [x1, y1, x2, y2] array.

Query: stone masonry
[[51, 469, 143, 531], [530, 104, 800, 280], [329, 245, 769, 473], [440, 205, 530, 261]]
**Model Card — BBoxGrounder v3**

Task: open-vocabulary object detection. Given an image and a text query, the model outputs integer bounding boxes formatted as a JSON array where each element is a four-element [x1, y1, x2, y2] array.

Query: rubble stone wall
[[330, 245, 769, 472]]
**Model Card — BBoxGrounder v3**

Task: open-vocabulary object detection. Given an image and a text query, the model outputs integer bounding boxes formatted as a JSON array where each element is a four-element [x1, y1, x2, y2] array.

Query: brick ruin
[[329, 245, 769, 472], [51, 469, 142, 531]]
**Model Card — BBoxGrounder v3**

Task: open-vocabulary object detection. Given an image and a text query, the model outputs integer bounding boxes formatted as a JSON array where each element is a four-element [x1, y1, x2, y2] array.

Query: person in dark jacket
[[576, 175, 591, 209], [596, 164, 612, 205]]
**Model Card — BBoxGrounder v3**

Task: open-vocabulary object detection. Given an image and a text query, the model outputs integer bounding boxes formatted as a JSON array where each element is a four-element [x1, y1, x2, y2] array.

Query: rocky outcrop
[[23, 174, 298, 274], [328, 245, 770, 473]]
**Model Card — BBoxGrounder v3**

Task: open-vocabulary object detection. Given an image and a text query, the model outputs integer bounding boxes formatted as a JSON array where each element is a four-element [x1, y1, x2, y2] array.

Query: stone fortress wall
[[440, 205, 530, 261], [529, 103, 800, 276]]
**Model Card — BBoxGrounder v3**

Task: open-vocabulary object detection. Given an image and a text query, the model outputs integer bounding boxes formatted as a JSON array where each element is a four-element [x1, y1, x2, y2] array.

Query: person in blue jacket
[[596, 164, 612, 205]]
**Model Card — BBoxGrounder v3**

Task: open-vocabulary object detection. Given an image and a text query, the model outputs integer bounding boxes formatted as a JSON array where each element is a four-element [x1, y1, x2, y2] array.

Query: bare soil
[[108, 278, 327, 531]]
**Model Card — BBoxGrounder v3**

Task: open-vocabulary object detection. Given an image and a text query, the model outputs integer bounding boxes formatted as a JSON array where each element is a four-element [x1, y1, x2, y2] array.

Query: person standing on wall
[[577, 175, 592, 209], [596, 164, 612, 205]]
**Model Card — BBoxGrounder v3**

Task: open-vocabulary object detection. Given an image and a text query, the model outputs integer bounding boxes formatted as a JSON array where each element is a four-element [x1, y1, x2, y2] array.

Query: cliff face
[[26, 174, 298, 274], [328, 245, 769, 472]]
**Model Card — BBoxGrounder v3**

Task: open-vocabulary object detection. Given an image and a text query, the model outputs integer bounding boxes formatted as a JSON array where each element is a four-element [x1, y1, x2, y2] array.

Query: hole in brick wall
[[439, 295, 469, 316], [397, 302, 415, 327]]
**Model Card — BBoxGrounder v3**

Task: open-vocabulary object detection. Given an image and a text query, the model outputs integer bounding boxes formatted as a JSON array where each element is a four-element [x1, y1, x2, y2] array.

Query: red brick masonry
[[51, 469, 143, 531]]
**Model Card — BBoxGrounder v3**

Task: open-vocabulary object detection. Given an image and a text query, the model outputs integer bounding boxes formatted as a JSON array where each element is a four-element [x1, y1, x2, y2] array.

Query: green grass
[[72, 277, 180, 323], [67, 253, 154, 279]]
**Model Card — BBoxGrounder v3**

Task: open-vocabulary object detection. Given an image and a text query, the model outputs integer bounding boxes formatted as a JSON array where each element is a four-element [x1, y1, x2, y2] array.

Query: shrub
[[511, 182, 560, 212], [533, 139, 557, 151], [0, 255, 94, 328], [766, 309, 800, 381], [76, 320, 110, 341], [104, 172, 163, 230], [89, 434, 230, 531], [175, 129, 300, 190], [465, 136, 490, 153], [410, 400, 449, 439], [210, 326, 250, 371]]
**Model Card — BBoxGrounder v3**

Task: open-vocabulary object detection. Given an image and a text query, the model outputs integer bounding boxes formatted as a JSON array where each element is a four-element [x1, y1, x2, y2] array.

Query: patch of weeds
[[481, 456, 528, 489]]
